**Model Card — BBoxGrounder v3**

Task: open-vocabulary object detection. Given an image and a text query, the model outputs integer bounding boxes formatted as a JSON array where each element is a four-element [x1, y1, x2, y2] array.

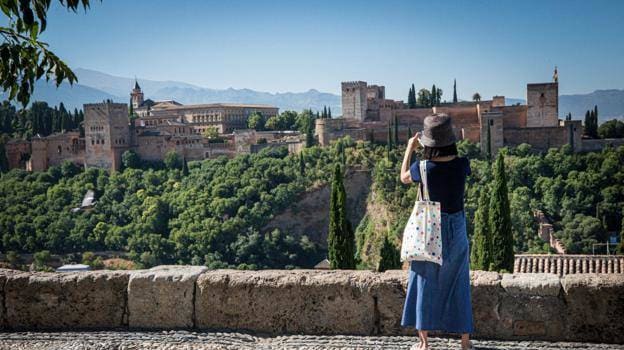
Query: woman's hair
[[422, 143, 458, 160]]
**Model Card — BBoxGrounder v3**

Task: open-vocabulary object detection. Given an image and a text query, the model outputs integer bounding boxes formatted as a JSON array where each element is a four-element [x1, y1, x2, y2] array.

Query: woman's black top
[[409, 156, 471, 214]]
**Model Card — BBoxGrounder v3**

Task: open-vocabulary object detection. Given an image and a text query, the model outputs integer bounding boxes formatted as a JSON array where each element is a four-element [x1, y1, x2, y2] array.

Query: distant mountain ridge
[[2, 68, 623, 121]]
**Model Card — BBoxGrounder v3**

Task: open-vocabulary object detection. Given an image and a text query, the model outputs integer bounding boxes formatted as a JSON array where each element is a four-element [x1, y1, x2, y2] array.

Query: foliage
[[247, 112, 265, 131], [488, 153, 514, 272], [328, 163, 355, 269], [0, 0, 91, 106], [407, 84, 416, 109], [163, 150, 182, 169], [584, 107, 599, 138], [453, 79, 458, 103], [33, 249, 52, 271], [598, 119, 624, 139], [0, 100, 84, 139], [472, 93, 481, 102], [470, 188, 491, 270], [377, 233, 400, 272], [121, 150, 141, 170]]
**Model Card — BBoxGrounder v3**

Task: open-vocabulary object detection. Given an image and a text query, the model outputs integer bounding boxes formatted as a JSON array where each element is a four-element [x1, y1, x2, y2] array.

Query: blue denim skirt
[[400, 210, 474, 334]]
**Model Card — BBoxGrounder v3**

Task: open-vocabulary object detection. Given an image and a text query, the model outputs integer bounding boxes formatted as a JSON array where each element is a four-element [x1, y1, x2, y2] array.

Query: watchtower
[[527, 83, 558, 127], [341, 81, 368, 121], [84, 102, 130, 171]]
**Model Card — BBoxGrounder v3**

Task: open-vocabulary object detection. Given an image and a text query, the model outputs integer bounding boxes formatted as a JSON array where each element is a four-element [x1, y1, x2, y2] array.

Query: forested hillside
[[1, 139, 622, 270]]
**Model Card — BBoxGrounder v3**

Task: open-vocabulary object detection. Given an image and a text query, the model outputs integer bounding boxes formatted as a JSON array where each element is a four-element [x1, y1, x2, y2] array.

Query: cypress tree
[[430, 84, 436, 107], [617, 217, 624, 255], [387, 125, 393, 150], [486, 122, 492, 161], [0, 142, 9, 173], [305, 119, 314, 147], [328, 107, 332, 118], [408, 84, 417, 109], [299, 152, 305, 175], [408, 126, 412, 139], [182, 157, 189, 176], [488, 153, 514, 272], [323, 106, 328, 119], [129, 97, 134, 118], [471, 189, 492, 270], [584, 110, 591, 137], [328, 163, 356, 269], [453, 79, 458, 103], [378, 234, 401, 272], [394, 115, 399, 145]]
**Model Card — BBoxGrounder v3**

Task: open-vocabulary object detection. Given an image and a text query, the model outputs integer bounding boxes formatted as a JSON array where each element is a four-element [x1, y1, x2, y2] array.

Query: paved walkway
[[0, 331, 621, 350]]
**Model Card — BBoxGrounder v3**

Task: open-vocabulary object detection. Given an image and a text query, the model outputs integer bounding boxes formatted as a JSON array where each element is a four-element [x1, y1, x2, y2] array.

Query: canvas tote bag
[[400, 160, 443, 265]]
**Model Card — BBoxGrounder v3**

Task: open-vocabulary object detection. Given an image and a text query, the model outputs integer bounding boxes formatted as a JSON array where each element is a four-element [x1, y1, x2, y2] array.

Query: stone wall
[[0, 267, 622, 344]]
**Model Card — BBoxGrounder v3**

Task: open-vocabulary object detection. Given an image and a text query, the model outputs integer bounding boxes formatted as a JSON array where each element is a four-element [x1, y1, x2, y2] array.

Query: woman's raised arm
[[400, 132, 421, 184]]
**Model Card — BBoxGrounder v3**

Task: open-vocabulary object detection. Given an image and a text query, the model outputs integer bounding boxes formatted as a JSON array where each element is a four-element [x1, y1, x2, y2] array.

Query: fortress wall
[[581, 138, 624, 152], [1, 268, 622, 344], [501, 105, 528, 128], [503, 127, 568, 151]]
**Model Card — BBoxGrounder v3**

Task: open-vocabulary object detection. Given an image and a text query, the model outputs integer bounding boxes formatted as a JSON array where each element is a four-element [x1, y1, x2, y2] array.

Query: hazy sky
[[34, 0, 624, 100]]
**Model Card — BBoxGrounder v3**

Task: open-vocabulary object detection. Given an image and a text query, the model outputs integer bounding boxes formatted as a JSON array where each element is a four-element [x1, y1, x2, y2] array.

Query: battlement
[[1, 267, 622, 343], [341, 81, 367, 87]]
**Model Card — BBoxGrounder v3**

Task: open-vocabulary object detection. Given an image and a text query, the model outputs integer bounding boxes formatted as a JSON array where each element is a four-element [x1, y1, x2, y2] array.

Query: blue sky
[[32, 0, 624, 99]]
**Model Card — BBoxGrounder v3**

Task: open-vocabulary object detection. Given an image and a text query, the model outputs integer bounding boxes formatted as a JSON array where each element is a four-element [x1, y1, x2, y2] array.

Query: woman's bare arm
[[400, 132, 421, 184]]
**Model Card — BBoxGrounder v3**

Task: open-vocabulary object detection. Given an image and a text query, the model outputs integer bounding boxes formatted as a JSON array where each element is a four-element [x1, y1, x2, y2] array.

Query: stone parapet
[[0, 268, 622, 344]]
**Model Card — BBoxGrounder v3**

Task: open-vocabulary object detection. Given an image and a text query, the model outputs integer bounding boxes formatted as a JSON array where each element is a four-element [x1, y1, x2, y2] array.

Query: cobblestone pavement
[[0, 331, 622, 350]]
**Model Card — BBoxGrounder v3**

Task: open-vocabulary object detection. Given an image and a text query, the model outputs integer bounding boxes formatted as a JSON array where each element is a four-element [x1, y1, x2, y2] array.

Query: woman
[[399, 114, 474, 350]]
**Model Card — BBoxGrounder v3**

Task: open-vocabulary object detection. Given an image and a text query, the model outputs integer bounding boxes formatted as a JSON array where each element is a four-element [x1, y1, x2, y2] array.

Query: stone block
[[561, 274, 624, 343], [195, 269, 376, 335], [501, 273, 561, 296], [4, 270, 129, 329], [368, 270, 415, 335], [469, 271, 505, 338], [0, 269, 22, 329], [127, 265, 207, 329]]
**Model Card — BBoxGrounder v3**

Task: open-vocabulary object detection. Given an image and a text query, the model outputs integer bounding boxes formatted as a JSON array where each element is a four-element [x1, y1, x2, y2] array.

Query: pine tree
[[182, 157, 189, 176], [299, 152, 305, 175], [453, 79, 458, 103], [377, 234, 401, 272], [328, 163, 356, 269], [471, 189, 492, 270], [488, 153, 514, 272], [394, 115, 399, 145]]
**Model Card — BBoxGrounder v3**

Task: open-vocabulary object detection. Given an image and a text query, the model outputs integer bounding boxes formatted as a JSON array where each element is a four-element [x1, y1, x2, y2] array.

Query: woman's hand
[[407, 132, 421, 150]]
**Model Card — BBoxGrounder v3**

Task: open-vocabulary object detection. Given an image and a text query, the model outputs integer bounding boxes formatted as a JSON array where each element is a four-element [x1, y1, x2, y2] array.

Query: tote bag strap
[[419, 160, 430, 201]]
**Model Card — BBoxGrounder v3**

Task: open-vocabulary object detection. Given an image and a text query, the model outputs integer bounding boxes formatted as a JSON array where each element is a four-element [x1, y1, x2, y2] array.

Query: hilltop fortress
[[5, 82, 303, 172], [316, 72, 602, 153]]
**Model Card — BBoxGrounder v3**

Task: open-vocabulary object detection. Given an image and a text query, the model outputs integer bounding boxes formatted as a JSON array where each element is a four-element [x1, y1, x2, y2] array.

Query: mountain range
[[2, 68, 622, 121]]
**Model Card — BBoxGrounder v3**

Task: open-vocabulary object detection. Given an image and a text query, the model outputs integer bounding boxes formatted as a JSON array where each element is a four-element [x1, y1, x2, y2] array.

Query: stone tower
[[84, 102, 130, 171], [341, 81, 368, 120], [130, 80, 144, 109], [527, 82, 558, 127], [480, 110, 504, 156]]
